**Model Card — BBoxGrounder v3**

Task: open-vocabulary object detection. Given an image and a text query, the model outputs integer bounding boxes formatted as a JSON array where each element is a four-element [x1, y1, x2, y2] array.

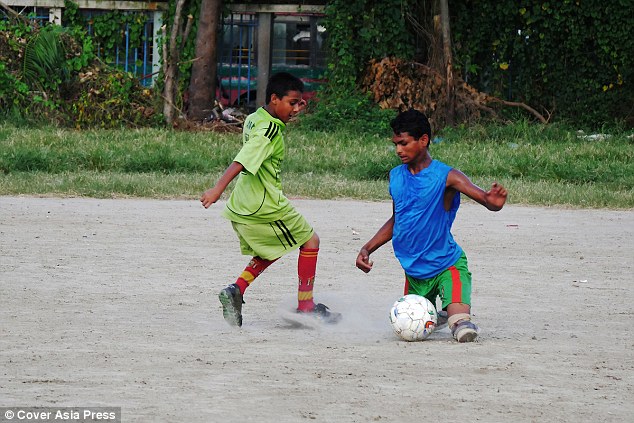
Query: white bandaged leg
[[448, 313, 479, 343], [448, 313, 471, 329]]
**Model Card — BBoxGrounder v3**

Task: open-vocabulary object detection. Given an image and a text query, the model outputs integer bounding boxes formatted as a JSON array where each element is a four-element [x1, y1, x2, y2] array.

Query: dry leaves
[[361, 57, 530, 129]]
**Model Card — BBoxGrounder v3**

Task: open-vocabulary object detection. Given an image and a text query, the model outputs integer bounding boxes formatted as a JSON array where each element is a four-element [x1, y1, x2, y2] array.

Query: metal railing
[[3, 7, 327, 99], [83, 11, 155, 86]]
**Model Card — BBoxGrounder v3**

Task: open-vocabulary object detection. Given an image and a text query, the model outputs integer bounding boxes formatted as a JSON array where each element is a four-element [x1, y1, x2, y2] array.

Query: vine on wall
[[62, 0, 148, 67], [322, 0, 414, 95], [301, 0, 414, 133], [3, 0, 632, 128], [442, 0, 633, 127], [321, 0, 633, 128]]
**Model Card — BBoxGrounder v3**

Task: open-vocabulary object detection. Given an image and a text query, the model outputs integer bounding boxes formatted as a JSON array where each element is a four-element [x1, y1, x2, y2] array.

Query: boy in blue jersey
[[355, 109, 507, 342]]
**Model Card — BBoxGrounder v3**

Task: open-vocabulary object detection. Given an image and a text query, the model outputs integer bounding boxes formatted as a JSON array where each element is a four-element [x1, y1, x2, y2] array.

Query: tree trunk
[[429, 1, 444, 74], [439, 0, 455, 126], [162, 0, 187, 125], [188, 0, 223, 121]]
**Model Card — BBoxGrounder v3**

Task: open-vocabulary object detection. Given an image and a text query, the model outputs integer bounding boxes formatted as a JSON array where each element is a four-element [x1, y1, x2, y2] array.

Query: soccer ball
[[389, 294, 437, 341]]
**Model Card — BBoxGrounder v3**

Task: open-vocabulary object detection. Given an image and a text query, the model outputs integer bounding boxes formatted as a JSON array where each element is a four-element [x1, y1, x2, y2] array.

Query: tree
[[188, 0, 223, 121], [162, 0, 189, 125], [439, 0, 455, 126]]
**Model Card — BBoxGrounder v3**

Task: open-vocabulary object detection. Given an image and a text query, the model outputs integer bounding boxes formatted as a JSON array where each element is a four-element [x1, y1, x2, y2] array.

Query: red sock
[[297, 247, 318, 312], [234, 257, 276, 295]]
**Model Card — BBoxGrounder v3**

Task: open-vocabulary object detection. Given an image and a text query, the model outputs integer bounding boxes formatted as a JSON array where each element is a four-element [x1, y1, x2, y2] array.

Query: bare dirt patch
[[1, 197, 632, 422]]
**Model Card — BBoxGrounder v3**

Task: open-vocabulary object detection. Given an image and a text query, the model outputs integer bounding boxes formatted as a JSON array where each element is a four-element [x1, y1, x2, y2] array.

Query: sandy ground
[[1, 196, 633, 422]]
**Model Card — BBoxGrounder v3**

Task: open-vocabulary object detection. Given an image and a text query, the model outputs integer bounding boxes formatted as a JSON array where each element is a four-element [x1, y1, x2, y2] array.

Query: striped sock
[[234, 256, 276, 295], [297, 247, 318, 312]]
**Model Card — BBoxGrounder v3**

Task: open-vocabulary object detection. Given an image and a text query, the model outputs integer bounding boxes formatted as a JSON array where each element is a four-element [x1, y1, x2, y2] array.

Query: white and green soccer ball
[[389, 294, 437, 341]]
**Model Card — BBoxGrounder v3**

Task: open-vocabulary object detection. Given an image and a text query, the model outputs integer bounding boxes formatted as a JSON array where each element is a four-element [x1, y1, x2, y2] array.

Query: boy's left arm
[[447, 169, 507, 211]]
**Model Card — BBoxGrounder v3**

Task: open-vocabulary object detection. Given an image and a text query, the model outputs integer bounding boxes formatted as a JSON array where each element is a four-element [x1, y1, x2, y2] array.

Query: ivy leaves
[[323, 0, 414, 95], [451, 0, 633, 127]]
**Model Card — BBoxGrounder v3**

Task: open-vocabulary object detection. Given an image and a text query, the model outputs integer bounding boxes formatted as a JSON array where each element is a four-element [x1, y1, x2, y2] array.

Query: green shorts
[[231, 208, 314, 260], [404, 252, 472, 310]]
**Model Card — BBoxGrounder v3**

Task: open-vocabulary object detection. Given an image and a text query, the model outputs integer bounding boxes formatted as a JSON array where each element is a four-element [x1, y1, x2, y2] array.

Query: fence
[[83, 11, 156, 86], [2, 4, 327, 104], [217, 12, 327, 109], [2, 4, 160, 87]]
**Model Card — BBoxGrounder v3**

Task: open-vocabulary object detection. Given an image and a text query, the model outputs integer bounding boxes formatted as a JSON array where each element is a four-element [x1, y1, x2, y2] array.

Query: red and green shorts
[[404, 252, 472, 310]]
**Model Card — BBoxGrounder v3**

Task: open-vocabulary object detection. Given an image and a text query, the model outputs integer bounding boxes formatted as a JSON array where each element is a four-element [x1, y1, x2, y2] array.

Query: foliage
[[0, 1, 159, 127], [22, 25, 69, 95], [0, 14, 65, 120], [3, 0, 633, 130], [296, 91, 396, 136], [65, 63, 161, 129], [311, 0, 414, 133], [449, 0, 634, 129], [323, 0, 414, 93], [152, 0, 201, 111], [62, 0, 147, 65], [316, 0, 633, 130], [0, 62, 28, 114]]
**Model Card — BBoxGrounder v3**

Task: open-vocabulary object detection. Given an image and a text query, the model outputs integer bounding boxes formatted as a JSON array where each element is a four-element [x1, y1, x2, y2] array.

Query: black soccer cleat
[[298, 303, 342, 324], [218, 284, 244, 327]]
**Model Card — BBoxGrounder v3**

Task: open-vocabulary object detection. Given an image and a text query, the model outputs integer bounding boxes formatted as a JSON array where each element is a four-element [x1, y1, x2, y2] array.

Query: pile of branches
[[361, 57, 547, 129]]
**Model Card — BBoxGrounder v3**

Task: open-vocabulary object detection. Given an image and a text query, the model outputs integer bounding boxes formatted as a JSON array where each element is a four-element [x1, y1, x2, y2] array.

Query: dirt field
[[1, 196, 632, 422]]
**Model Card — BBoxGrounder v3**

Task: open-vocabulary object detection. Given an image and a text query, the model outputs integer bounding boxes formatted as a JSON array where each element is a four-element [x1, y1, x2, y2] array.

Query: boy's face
[[391, 132, 429, 164], [268, 90, 305, 123]]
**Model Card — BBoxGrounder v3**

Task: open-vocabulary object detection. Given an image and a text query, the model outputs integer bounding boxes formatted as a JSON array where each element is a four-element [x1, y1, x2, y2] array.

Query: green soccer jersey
[[222, 107, 293, 223]]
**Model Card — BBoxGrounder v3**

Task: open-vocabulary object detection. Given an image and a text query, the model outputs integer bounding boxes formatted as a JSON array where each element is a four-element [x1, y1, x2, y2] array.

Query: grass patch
[[1, 121, 632, 209]]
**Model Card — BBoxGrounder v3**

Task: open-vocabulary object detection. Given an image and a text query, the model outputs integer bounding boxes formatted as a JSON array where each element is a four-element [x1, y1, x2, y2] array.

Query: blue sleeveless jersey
[[389, 160, 462, 279]]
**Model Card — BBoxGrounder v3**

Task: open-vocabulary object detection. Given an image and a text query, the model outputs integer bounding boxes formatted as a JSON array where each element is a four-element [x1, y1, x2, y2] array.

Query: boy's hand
[[486, 182, 508, 211], [356, 249, 374, 273], [200, 187, 222, 209], [200, 162, 244, 209]]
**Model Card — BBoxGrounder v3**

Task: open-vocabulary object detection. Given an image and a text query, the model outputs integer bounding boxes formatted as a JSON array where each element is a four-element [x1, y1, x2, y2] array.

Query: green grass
[[0, 122, 632, 209]]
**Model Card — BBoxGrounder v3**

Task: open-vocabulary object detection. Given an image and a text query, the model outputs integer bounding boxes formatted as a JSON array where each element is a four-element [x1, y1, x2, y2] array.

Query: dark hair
[[390, 109, 432, 140], [265, 72, 304, 103]]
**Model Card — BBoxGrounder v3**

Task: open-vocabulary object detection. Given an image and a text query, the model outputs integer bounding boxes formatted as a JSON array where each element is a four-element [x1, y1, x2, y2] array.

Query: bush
[[298, 89, 397, 136], [0, 11, 160, 128]]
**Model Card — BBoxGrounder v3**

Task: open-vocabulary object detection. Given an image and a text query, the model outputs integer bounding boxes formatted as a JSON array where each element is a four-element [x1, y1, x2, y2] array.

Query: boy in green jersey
[[201, 72, 341, 327]]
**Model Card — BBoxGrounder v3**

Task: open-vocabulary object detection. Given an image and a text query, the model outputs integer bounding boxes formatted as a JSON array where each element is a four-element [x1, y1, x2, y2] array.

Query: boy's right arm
[[200, 161, 244, 209], [356, 213, 395, 273]]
